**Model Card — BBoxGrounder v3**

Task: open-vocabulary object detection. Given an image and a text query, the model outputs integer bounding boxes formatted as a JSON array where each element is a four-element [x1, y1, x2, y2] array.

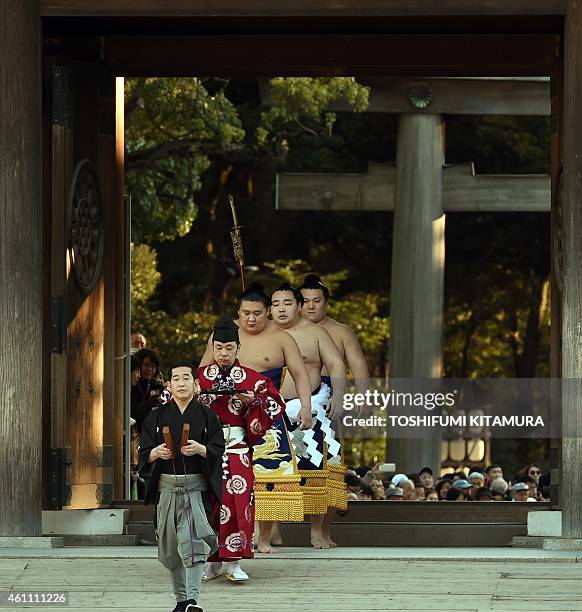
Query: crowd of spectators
[[345, 462, 549, 502]]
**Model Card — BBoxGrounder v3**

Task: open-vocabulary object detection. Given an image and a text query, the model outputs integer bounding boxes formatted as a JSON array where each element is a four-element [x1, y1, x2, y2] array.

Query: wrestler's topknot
[[299, 274, 330, 300], [237, 282, 271, 308]]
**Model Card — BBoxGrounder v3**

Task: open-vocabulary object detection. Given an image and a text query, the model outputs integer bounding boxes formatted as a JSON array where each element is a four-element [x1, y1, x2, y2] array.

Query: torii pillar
[[388, 114, 445, 475], [0, 0, 43, 538]]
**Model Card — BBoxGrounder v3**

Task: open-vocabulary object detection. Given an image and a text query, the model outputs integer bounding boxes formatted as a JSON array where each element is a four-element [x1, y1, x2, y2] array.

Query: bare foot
[[311, 529, 331, 549], [324, 534, 338, 548], [257, 538, 279, 553], [270, 522, 283, 546]]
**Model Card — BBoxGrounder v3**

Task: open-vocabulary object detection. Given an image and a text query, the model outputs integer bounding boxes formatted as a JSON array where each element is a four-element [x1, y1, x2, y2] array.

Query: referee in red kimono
[[198, 317, 284, 582]]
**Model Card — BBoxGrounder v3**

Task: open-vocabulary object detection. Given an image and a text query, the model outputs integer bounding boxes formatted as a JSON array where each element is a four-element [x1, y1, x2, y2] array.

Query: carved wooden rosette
[[68, 159, 104, 295]]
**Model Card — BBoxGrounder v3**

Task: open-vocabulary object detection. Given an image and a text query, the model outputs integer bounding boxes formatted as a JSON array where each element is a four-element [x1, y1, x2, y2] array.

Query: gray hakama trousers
[[157, 473, 218, 602]]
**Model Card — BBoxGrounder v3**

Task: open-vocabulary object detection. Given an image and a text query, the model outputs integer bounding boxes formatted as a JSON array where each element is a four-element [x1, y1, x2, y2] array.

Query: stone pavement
[[0, 547, 581, 611]]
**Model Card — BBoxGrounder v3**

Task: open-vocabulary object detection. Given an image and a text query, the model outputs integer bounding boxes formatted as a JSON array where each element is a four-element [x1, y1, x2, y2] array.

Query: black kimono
[[138, 398, 225, 511]]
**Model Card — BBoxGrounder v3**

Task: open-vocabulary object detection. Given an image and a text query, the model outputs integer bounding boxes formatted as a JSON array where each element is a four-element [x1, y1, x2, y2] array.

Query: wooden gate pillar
[[561, 0, 582, 541], [0, 0, 43, 536], [388, 114, 445, 475]]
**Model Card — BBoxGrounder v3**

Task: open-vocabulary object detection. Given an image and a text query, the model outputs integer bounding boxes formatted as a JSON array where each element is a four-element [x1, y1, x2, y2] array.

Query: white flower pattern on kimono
[[220, 505, 231, 525], [254, 379, 267, 394], [225, 531, 247, 552], [199, 394, 215, 407], [240, 452, 250, 468], [228, 397, 243, 415], [204, 364, 220, 380], [230, 366, 246, 384], [226, 474, 247, 495], [244, 504, 252, 523]]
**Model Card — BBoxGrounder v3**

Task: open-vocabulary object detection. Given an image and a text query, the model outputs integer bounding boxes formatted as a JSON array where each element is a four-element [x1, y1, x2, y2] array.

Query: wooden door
[[47, 57, 124, 508]]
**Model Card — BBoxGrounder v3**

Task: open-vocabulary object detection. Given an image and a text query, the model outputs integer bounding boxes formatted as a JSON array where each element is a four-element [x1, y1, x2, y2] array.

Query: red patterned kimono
[[198, 360, 283, 560]]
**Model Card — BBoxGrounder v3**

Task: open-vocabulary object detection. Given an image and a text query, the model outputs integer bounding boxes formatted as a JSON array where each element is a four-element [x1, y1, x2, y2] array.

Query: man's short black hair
[[485, 464, 502, 474], [475, 487, 493, 500], [271, 282, 304, 307], [299, 273, 330, 300], [345, 473, 362, 487], [167, 360, 197, 380], [359, 484, 373, 497], [237, 282, 271, 309]]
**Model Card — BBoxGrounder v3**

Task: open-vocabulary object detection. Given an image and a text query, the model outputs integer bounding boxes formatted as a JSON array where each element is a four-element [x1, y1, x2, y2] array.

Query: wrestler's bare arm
[[199, 334, 214, 367], [341, 325, 370, 390], [317, 327, 347, 419], [280, 332, 313, 429]]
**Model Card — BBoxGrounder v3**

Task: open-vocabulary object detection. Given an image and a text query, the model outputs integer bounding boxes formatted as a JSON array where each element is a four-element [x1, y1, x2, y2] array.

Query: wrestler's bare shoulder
[[321, 316, 355, 336]]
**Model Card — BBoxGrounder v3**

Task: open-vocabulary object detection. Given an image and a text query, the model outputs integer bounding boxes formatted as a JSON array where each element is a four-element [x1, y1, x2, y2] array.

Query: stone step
[[115, 500, 548, 524], [126, 520, 525, 547], [512, 535, 546, 549], [62, 534, 140, 546]]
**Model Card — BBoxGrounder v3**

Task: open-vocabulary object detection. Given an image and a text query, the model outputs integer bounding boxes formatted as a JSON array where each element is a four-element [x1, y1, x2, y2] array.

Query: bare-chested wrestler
[[199, 283, 312, 554], [299, 274, 371, 546], [270, 283, 346, 549]]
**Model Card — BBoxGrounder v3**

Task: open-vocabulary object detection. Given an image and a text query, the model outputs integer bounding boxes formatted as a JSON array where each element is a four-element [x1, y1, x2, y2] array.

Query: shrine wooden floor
[[1, 548, 582, 611]]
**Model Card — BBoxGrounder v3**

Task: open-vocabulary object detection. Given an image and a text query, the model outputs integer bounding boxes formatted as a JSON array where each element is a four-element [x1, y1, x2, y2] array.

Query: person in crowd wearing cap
[[138, 361, 225, 612], [270, 283, 347, 549], [198, 318, 284, 582], [490, 477, 509, 501], [199, 283, 312, 554], [386, 487, 404, 501], [511, 481, 534, 502], [390, 473, 416, 499], [452, 479, 474, 499], [446, 488, 469, 501], [468, 471, 484, 489], [418, 467, 434, 489]]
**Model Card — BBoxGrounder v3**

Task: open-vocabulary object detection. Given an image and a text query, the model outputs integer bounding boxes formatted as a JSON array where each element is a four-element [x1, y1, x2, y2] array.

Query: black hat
[[213, 317, 240, 343]]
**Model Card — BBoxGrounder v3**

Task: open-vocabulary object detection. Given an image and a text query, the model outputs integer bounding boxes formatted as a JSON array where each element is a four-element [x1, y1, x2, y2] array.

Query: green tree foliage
[[125, 78, 245, 243]]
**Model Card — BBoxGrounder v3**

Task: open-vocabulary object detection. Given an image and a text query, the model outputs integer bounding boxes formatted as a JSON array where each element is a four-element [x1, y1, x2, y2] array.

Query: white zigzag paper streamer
[[316, 406, 341, 459], [302, 426, 324, 467]]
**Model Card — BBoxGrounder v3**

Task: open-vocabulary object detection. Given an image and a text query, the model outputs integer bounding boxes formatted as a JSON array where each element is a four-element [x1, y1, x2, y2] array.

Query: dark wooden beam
[[102, 34, 560, 77], [40, 0, 566, 18]]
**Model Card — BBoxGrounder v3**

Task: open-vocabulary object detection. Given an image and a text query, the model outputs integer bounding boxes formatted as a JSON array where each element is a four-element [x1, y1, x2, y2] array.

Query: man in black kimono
[[139, 361, 225, 612]]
